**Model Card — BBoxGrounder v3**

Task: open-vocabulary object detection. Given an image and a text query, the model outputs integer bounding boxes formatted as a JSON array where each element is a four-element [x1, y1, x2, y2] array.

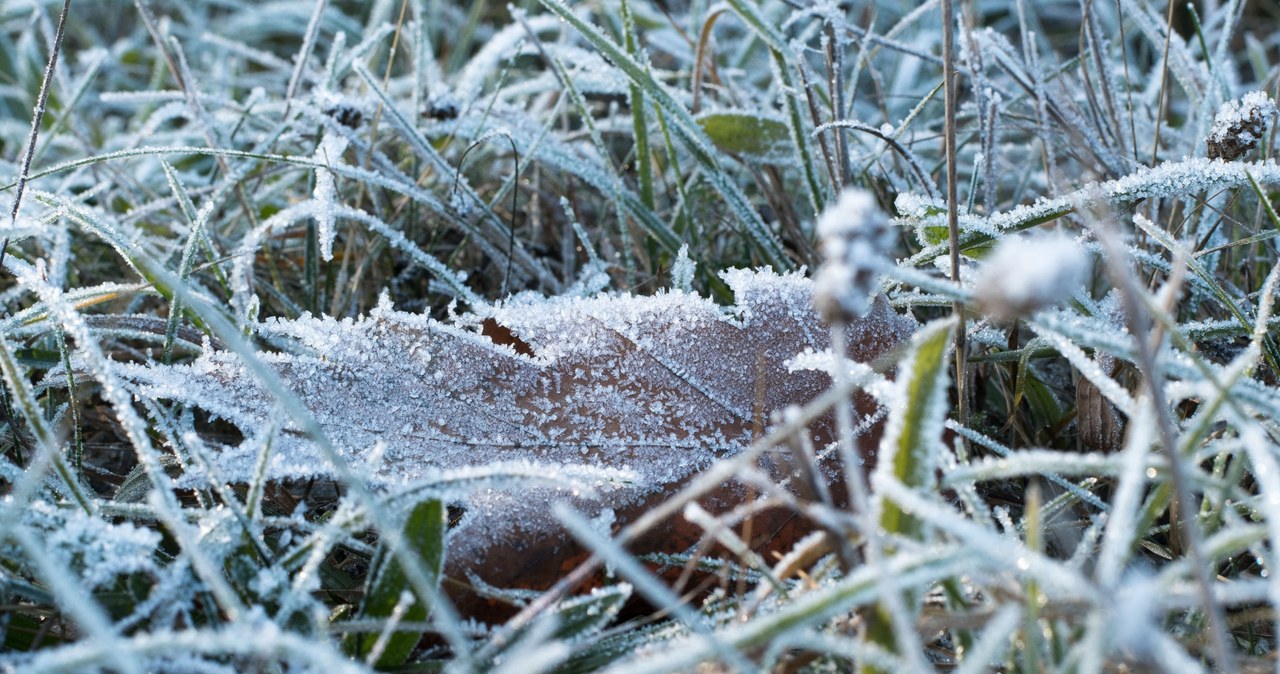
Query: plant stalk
[[942, 0, 969, 426]]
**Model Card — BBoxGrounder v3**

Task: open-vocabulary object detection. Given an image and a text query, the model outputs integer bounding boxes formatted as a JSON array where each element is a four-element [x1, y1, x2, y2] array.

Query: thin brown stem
[[1150, 0, 1176, 166], [942, 0, 968, 426]]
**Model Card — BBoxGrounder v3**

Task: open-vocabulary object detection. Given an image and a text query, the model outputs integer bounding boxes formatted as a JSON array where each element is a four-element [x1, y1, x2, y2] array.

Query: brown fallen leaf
[[122, 268, 915, 615]]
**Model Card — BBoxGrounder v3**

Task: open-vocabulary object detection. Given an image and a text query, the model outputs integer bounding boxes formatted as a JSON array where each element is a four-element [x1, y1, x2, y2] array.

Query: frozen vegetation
[[1, 0, 1280, 672]]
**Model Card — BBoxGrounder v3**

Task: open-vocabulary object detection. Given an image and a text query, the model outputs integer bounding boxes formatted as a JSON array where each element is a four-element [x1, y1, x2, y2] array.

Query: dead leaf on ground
[[122, 268, 916, 616]]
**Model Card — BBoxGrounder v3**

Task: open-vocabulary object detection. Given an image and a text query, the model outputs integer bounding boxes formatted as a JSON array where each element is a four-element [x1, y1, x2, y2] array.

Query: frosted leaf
[[1207, 91, 1278, 161], [894, 191, 943, 219], [121, 268, 916, 594], [311, 129, 350, 261], [973, 233, 1090, 319]]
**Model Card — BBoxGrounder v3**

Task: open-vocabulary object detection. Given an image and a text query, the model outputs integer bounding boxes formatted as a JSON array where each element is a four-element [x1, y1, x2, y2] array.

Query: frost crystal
[[813, 189, 895, 322], [311, 129, 350, 261], [1206, 91, 1278, 161], [671, 243, 696, 292], [973, 233, 1090, 320], [16, 500, 162, 590]]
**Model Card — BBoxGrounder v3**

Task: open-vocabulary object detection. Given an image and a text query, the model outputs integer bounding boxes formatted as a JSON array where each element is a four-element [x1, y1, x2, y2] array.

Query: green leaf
[[13, 347, 61, 368], [1021, 370, 1064, 429], [864, 317, 954, 674], [351, 498, 446, 668], [696, 111, 794, 165], [878, 317, 955, 541]]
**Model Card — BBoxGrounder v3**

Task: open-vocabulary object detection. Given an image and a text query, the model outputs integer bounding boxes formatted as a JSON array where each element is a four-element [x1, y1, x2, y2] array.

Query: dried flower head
[[973, 233, 1089, 320], [1206, 91, 1278, 161], [424, 89, 461, 121], [813, 189, 895, 322], [323, 103, 363, 129]]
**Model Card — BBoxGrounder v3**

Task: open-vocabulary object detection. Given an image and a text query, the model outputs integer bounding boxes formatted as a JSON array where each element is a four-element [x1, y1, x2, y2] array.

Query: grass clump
[[3, 0, 1280, 672]]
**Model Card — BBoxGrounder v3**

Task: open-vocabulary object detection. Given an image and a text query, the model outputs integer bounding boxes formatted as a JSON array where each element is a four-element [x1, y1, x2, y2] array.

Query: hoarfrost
[[15, 500, 161, 590], [902, 157, 1280, 261], [671, 243, 696, 292], [311, 129, 350, 261]]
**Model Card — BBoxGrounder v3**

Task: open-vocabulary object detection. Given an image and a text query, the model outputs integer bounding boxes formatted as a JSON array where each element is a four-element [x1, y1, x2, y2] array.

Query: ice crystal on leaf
[[122, 269, 916, 587], [311, 129, 350, 261]]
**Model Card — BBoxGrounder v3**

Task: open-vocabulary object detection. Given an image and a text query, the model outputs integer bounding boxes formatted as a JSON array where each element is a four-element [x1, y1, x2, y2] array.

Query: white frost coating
[[122, 268, 916, 572], [870, 318, 953, 511], [894, 191, 944, 219], [671, 243, 695, 292], [902, 157, 1280, 262], [813, 189, 895, 321], [311, 129, 350, 261], [973, 233, 1090, 319], [454, 14, 562, 105], [12, 500, 161, 590], [1210, 91, 1277, 140], [1104, 570, 1163, 659]]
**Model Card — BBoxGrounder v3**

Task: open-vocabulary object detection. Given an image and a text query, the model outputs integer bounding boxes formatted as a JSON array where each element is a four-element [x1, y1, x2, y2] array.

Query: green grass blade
[[863, 316, 954, 674], [621, 0, 654, 212], [532, 0, 790, 269], [351, 497, 446, 668], [878, 317, 956, 540], [723, 0, 825, 216]]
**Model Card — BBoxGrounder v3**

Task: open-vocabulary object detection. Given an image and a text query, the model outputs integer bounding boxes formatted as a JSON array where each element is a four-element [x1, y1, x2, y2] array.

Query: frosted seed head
[[322, 102, 364, 129], [424, 87, 461, 121], [974, 233, 1089, 320], [1207, 91, 1278, 161], [813, 189, 893, 322]]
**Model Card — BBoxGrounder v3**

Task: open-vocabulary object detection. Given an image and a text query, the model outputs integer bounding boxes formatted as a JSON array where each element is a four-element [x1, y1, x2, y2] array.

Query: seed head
[[973, 233, 1090, 320], [1206, 91, 1278, 161], [813, 189, 894, 323]]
